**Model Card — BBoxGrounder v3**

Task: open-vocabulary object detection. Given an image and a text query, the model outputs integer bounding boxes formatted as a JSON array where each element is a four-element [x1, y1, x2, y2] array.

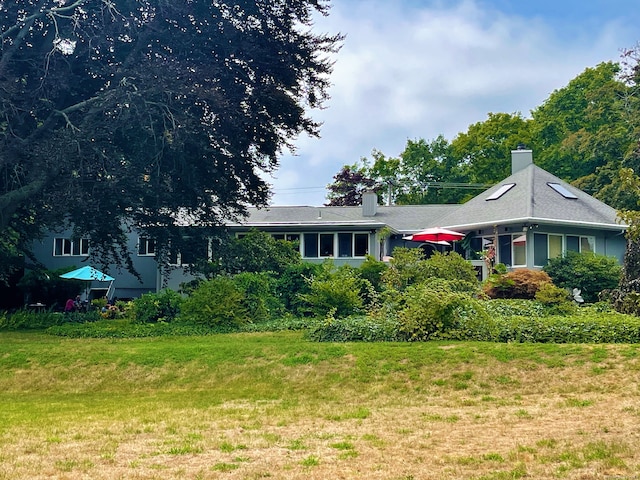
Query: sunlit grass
[[0, 331, 639, 479]]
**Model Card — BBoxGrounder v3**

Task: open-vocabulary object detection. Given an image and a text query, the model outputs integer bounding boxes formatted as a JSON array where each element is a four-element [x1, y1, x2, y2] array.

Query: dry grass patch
[[0, 333, 639, 479]]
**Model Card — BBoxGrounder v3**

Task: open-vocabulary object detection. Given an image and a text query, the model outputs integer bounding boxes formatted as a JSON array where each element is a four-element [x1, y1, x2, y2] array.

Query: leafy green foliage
[[225, 230, 302, 275], [483, 269, 553, 299], [543, 252, 622, 302], [0, 310, 99, 331], [306, 315, 401, 342], [534, 283, 575, 315], [275, 262, 322, 315], [0, 0, 342, 278], [358, 255, 388, 292], [423, 252, 479, 292], [299, 264, 371, 318], [493, 309, 640, 343], [179, 277, 249, 328], [232, 272, 283, 322], [132, 290, 183, 324], [452, 112, 532, 185], [381, 247, 429, 290], [395, 283, 493, 341]]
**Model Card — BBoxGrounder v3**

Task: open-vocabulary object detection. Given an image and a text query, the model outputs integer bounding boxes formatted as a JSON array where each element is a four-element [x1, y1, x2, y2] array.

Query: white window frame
[[53, 237, 89, 257], [511, 233, 527, 267], [532, 233, 596, 267], [301, 232, 370, 259], [137, 237, 156, 256]]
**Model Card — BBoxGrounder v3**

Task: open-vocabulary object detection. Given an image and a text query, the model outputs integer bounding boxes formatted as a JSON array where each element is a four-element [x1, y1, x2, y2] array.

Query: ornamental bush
[[299, 264, 371, 318], [483, 269, 552, 299], [395, 283, 493, 341], [543, 251, 622, 303], [232, 271, 283, 322], [133, 289, 183, 323], [179, 276, 249, 328]]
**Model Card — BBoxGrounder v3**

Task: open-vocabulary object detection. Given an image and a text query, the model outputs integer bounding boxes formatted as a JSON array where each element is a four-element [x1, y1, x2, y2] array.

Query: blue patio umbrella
[[60, 266, 115, 301], [60, 266, 114, 282]]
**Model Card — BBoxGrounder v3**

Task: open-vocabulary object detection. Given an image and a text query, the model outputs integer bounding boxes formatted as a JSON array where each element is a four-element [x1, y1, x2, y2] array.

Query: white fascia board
[[230, 221, 388, 229], [443, 217, 628, 232]]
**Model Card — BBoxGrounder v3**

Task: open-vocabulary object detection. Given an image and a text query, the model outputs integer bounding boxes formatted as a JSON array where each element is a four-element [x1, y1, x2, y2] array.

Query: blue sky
[[267, 0, 640, 206]]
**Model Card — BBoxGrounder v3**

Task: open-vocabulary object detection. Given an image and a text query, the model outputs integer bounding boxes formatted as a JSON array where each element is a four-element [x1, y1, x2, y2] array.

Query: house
[[28, 148, 627, 299], [429, 148, 627, 273]]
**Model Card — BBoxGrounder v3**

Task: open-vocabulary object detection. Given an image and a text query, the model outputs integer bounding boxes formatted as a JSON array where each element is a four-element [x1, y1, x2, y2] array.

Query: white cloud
[[268, 0, 638, 206]]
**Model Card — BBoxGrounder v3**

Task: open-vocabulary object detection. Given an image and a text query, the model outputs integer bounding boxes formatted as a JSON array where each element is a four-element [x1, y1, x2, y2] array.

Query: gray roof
[[435, 163, 626, 231], [236, 204, 458, 234], [232, 163, 625, 234]]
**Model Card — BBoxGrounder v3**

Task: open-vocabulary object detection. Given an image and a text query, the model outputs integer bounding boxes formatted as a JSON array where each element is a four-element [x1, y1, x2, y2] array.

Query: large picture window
[[302, 232, 370, 259], [54, 238, 89, 256], [534, 233, 595, 266]]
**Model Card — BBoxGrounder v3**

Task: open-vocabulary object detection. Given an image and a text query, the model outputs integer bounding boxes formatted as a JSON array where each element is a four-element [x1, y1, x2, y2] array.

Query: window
[[338, 233, 352, 257], [319, 234, 334, 257], [498, 235, 512, 267], [354, 233, 369, 257], [302, 232, 369, 259], [567, 235, 595, 254], [54, 238, 89, 256], [138, 237, 156, 256], [512, 234, 526, 266], [534, 233, 595, 266], [548, 182, 577, 199], [303, 233, 319, 258], [169, 239, 209, 266], [486, 183, 515, 200], [533, 233, 562, 266]]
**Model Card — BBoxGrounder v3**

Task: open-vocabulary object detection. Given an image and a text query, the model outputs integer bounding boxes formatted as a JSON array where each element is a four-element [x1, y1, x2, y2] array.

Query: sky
[[266, 0, 640, 206]]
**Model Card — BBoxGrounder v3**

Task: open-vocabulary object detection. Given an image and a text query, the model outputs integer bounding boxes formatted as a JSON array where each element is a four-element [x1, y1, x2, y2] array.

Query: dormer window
[[486, 183, 515, 200]]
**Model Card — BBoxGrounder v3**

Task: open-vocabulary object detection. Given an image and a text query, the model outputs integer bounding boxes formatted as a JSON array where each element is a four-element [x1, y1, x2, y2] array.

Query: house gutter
[[442, 217, 628, 232], [229, 221, 388, 229]]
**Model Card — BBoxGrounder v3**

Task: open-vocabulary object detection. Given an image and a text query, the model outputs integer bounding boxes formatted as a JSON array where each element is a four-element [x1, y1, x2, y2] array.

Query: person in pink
[[64, 298, 75, 313]]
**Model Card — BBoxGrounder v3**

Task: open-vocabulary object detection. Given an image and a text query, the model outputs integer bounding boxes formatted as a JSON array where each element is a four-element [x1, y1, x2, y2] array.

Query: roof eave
[[442, 216, 628, 232]]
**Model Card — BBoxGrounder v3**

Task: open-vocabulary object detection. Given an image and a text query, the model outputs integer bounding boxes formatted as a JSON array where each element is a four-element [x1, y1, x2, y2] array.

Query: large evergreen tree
[[0, 0, 342, 279]]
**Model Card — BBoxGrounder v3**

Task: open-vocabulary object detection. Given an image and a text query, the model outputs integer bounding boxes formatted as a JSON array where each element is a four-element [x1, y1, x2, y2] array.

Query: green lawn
[[1, 331, 639, 479]]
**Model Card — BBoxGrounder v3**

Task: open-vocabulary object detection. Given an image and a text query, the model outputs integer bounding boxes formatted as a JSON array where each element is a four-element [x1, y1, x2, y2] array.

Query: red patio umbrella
[[403, 227, 465, 243]]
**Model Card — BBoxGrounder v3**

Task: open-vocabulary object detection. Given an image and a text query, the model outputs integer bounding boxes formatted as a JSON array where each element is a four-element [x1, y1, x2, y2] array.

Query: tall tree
[[0, 0, 342, 279], [395, 136, 471, 205], [451, 112, 532, 185], [325, 163, 379, 206], [530, 62, 633, 185]]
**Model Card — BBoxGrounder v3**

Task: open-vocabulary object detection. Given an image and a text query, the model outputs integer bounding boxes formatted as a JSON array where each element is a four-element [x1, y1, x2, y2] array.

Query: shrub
[[493, 308, 640, 343], [275, 262, 322, 314], [483, 269, 552, 299], [543, 251, 622, 303], [380, 247, 428, 290], [423, 251, 479, 286], [0, 309, 99, 330], [299, 264, 370, 318], [358, 255, 388, 292], [396, 283, 493, 341], [232, 272, 283, 322], [179, 276, 249, 328], [133, 289, 183, 323], [306, 315, 401, 342], [534, 283, 576, 315]]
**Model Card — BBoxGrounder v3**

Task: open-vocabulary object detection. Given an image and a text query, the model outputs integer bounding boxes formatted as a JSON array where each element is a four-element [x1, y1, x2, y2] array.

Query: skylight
[[547, 182, 577, 199], [486, 183, 515, 200]]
